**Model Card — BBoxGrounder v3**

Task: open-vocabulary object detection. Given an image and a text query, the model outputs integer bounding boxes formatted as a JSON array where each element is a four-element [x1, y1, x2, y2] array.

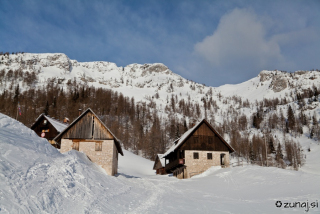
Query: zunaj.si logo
[[275, 201, 282, 207], [275, 200, 319, 212]]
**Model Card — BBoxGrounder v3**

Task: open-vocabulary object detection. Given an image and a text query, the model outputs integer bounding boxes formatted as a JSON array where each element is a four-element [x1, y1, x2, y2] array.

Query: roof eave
[[53, 108, 124, 156]]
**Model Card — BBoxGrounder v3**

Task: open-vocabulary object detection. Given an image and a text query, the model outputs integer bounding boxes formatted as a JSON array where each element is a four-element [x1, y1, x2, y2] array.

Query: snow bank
[[0, 113, 131, 213], [190, 166, 222, 179]]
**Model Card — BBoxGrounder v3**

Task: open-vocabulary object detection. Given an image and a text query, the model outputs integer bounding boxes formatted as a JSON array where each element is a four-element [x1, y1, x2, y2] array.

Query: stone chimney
[[63, 117, 70, 123]]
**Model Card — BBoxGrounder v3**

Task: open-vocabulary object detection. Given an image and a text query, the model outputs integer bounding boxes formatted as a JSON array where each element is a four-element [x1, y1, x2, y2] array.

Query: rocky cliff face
[[258, 70, 319, 93], [259, 71, 288, 92]]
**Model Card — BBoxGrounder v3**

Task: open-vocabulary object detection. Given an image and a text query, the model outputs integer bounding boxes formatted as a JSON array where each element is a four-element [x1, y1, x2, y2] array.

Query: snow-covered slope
[[2, 53, 320, 103], [2, 53, 320, 125], [1, 113, 319, 213], [0, 112, 133, 213]]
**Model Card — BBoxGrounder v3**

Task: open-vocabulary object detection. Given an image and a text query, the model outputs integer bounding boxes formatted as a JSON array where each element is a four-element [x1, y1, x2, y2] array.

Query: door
[[220, 153, 226, 166]]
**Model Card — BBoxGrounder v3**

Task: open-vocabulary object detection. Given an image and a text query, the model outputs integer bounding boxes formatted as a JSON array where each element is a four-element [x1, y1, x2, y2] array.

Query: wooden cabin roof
[[53, 108, 123, 156], [31, 114, 68, 133], [162, 119, 234, 158], [153, 154, 165, 170]]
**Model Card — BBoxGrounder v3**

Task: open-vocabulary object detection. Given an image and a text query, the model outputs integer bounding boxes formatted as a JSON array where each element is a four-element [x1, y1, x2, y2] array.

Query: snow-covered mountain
[[1, 112, 319, 213], [2, 53, 320, 123], [2, 52, 320, 152], [1, 53, 319, 102]]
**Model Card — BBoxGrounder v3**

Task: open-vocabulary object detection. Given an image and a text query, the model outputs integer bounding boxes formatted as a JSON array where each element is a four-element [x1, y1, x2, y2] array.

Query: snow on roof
[[162, 119, 204, 158], [32, 114, 68, 132], [157, 154, 165, 166], [44, 115, 68, 132]]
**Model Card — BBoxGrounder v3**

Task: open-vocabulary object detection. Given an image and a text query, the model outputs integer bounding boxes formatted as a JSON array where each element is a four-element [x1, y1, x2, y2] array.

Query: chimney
[[78, 109, 82, 116], [63, 117, 70, 124]]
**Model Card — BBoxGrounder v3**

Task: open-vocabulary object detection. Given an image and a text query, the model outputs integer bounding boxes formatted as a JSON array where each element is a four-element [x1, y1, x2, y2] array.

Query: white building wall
[[183, 150, 230, 178]]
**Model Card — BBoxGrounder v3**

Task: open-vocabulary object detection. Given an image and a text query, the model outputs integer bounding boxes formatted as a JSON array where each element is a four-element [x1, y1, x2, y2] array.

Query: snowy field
[[0, 112, 319, 213]]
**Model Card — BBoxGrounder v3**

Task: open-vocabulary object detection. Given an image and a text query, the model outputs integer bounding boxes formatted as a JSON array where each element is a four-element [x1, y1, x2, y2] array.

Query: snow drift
[[0, 112, 132, 213]]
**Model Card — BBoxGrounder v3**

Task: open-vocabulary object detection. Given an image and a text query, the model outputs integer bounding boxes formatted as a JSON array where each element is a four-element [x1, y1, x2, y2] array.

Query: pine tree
[[268, 137, 275, 154], [12, 84, 20, 116], [249, 150, 255, 162], [310, 127, 314, 139], [312, 113, 318, 126], [43, 101, 49, 115], [287, 105, 295, 131], [175, 123, 181, 139], [253, 115, 258, 128], [183, 119, 188, 132], [275, 143, 283, 163]]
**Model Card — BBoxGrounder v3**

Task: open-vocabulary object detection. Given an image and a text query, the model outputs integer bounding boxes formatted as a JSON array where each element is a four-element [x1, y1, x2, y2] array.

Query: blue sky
[[1, 0, 319, 87]]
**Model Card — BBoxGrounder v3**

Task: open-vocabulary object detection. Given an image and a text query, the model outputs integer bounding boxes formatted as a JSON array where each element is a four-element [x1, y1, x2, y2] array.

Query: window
[[207, 153, 212, 160], [95, 142, 102, 151], [72, 142, 79, 151], [193, 152, 199, 159]]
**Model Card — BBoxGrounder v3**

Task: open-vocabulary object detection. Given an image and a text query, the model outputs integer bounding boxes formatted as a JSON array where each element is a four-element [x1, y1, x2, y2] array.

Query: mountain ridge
[[2, 52, 319, 103]]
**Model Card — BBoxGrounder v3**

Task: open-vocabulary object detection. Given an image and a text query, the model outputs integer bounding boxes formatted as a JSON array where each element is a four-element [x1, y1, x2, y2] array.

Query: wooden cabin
[[162, 119, 234, 179], [53, 108, 124, 176], [153, 154, 166, 175], [31, 114, 68, 148]]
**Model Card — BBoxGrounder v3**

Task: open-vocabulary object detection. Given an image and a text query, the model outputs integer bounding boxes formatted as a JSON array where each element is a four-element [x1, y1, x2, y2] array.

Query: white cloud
[[194, 8, 285, 72]]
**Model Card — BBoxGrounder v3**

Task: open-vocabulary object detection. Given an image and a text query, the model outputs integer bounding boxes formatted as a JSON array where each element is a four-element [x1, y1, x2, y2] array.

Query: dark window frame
[[95, 142, 102, 151], [193, 152, 199, 159], [72, 142, 79, 151], [207, 153, 212, 160]]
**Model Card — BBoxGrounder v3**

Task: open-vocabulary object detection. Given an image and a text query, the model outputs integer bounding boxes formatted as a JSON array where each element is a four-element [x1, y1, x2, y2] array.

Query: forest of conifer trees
[[1, 62, 319, 170]]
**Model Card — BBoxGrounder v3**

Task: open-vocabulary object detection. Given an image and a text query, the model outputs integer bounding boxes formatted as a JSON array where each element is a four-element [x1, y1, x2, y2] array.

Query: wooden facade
[[162, 119, 234, 179], [54, 108, 123, 176], [31, 114, 68, 148], [180, 123, 230, 151], [153, 154, 166, 175]]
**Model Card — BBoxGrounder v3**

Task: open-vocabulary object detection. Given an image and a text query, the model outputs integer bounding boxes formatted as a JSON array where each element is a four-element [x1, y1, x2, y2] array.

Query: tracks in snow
[[116, 175, 177, 214]]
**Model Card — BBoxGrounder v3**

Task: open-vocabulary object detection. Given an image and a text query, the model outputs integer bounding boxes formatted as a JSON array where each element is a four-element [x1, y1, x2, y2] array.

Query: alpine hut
[[31, 114, 68, 148], [162, 119, 234, 179], [53, 108, 124, 176], [153, 154, 166, 175]]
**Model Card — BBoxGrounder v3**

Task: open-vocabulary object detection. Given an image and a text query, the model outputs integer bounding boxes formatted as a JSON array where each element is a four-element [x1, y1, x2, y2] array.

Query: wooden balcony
[[165, 158, 185, 172]]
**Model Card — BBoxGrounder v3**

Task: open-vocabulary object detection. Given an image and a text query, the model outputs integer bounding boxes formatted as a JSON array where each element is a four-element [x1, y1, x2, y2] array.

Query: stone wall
[[60, 139, 73, 153], [182, 150, 229, 178], [112, 142, 118, 175], [60, 139, 117, 176]]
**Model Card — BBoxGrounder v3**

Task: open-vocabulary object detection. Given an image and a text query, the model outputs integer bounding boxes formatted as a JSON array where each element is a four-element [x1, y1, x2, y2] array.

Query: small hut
[[31, 114, 68, 148], [53, 108, 123, 176], [162, 119, 234, 179], [153, 154, 166, 175]]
